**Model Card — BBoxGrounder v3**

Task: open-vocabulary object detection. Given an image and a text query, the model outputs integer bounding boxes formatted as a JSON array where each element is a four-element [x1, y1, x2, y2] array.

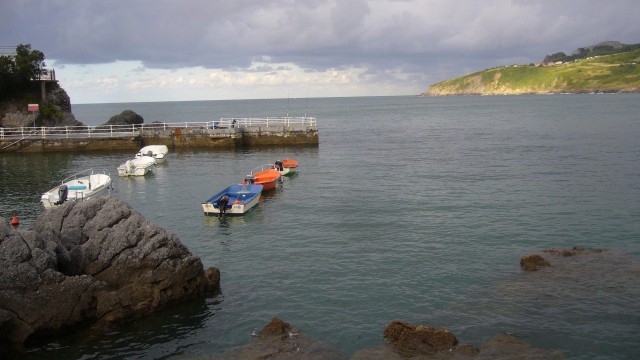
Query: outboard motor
[[244, 176, 255, 185], [217, 195, 230, 218], [55, 184, 68, 205], [217, 195, 229, 209], [275, 160, 284, 171]]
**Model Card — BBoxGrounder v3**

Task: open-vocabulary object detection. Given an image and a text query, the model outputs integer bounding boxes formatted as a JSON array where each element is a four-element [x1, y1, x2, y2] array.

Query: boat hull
[[136, 145, 169, 163], [280, 159, 298, 175], [202, 184, 263, 216], [277, 167, 290, 176], [41, 170, 112, 209], [256, 178, 278, 191], [117, 157, 156, 176], [246, 165, 281, 191]]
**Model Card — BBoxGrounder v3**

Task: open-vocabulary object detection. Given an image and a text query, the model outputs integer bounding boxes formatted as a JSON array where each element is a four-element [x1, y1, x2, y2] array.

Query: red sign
[[28, 104, 39, 111]]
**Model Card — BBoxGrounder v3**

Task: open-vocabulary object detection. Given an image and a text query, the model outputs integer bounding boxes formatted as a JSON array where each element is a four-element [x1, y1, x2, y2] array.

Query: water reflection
[[23, 298, 215, 360], [1, 153, 86, 226], [202, 214, 247, 227]]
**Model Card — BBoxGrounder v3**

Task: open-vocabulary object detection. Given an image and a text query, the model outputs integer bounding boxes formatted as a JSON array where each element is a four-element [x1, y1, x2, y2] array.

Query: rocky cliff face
[[0, 83, 84, 128], [0, 197, 220, 352]]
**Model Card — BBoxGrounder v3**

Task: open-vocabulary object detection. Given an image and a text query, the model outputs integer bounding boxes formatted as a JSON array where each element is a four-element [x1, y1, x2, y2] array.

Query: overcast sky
[[2, 0, 639, 104]]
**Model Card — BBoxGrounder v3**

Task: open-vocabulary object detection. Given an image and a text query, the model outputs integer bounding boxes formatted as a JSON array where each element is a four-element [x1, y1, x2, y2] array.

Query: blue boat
[[201, 183, 263, 216]]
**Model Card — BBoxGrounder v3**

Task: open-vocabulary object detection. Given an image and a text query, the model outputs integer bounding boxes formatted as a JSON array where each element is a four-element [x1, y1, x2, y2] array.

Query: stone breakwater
[[0, 197, 220, 352], [0, 124, 319, 153]]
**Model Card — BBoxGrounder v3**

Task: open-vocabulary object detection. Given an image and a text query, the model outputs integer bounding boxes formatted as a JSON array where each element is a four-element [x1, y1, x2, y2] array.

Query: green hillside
[[423, 48, 640, 96]]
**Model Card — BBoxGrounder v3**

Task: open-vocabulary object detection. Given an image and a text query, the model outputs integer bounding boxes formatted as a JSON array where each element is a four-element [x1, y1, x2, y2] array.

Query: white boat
[[278, 159, 299, 175], [273, 160, 290, 176], [135, 145, 169, 163], [41, 169, 112, 209], [117, 157, 156, 176]]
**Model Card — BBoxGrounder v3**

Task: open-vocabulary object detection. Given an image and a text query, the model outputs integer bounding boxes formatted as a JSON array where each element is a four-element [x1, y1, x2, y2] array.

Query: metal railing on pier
[[0, 117, 317, 142], [218, 116, 316, 127]]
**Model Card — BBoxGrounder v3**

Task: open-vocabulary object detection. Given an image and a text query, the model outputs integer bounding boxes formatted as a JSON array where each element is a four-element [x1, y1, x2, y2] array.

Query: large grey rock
[[0, 197, 219, 351], [104, 110, 144, 126]]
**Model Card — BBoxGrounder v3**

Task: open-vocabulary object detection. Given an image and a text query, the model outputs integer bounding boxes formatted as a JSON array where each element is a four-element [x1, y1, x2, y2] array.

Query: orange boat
[[278, 158, 299, 175], [244, 164, 281, 190]]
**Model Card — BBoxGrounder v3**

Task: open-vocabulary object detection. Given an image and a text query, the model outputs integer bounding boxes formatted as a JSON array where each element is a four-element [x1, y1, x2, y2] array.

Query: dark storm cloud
[[2, 0, 640, 81]]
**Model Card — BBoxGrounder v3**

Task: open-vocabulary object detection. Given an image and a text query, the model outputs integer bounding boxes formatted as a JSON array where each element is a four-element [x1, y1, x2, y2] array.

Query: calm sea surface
[[1, 95, 639, 359]]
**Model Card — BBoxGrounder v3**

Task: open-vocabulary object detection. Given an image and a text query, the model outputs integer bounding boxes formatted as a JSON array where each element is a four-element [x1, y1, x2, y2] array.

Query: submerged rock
[[209, 317, 346, 360], [520, 254, 551, 271], [521, 246, 607, 271], [352, 323, 563, 359], [383, 321, 459, 357], [543, 246, 603, 257], [211, 318, 563, 360], [0, 197, 219, 352]]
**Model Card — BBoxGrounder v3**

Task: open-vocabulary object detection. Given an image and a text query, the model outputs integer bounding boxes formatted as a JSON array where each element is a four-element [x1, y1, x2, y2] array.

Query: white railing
[[0, 125, 139, 141], [218, 116, 316, 127], [0, 117, 317, 141]]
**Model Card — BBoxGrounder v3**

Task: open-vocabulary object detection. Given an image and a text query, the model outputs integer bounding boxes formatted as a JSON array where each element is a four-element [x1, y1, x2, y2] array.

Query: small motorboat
[[41, 169, 112, 209], [244, 164, 282, 190], [136, 145, 169, 163], [202, 183, 263, 216], [117, 157, 156, 176], [280, 159, 299, 175]]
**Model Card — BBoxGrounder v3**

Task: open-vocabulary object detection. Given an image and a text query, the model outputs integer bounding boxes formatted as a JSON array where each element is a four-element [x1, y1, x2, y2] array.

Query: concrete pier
[[0, 118, 318, 153]]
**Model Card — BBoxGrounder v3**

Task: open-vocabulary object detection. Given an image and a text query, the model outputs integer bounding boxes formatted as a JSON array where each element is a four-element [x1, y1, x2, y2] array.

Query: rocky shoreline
[[204, 317, 563, 359], [1, 197, 635, 358], [0, 197, 219, 354]]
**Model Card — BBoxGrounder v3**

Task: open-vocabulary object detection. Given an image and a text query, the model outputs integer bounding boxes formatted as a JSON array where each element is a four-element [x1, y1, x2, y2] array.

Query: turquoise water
[[2, 95, 639, 359]]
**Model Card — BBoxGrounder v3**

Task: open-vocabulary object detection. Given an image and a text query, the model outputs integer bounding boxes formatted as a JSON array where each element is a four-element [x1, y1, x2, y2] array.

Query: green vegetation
[[424, 46, 640, 96], [543, 42, 640, 64], [38, 102, 63, 121], [0, 44, 47, 101]]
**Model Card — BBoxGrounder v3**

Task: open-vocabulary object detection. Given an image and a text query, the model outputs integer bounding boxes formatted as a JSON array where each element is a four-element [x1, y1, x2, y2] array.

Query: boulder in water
[[0, 197, 219, 352]]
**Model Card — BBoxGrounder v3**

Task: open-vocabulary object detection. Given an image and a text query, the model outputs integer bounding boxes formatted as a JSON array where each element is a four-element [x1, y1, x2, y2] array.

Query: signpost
[[28, 103, 39, 127]]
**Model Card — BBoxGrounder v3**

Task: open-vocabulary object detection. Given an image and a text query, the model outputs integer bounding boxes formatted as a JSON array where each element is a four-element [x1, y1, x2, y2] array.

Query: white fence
[[0, 117, 317, 141]]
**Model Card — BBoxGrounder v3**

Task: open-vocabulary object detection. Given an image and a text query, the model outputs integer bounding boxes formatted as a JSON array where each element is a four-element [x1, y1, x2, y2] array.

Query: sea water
[[1, 95, 639, 359]]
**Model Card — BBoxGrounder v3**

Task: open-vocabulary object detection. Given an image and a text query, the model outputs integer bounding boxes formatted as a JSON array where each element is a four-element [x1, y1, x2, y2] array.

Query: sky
[[1, 0, 640, 104]]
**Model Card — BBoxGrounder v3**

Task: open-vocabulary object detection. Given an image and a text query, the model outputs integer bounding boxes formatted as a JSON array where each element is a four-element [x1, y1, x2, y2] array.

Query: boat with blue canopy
[[201, 183, 263, 217]]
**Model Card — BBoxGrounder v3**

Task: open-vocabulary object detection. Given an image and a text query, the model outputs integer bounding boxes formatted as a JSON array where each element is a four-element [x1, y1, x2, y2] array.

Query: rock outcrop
[[383, 321, 459, 356], [103, 110, 144, 126], [0, 84, 84, 128], [351, 321, 563, 359], [520, 254, 551, 271], [0, 197, 219, 352], [211, 318, 564, 360], [209, 317, 345, 359], [520, 246, 605, 271]]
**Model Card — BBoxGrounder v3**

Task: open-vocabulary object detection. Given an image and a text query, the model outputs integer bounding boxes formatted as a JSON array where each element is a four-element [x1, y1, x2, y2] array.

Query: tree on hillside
[[543, 52, 568, 64], [0, 44, 46, 100], [15, 44, 46, 81]]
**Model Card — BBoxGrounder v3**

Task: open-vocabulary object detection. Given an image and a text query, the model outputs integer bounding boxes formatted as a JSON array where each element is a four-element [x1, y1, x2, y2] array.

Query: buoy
[[11, 215, 19, 226]]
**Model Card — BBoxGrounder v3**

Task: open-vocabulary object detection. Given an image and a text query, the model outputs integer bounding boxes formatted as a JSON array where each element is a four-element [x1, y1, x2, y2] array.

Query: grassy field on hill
[[424, 48, 640, 95]]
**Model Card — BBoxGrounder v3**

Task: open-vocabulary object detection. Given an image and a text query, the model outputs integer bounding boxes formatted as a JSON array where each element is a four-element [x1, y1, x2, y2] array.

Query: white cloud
[[2, 0, 640, 103]]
